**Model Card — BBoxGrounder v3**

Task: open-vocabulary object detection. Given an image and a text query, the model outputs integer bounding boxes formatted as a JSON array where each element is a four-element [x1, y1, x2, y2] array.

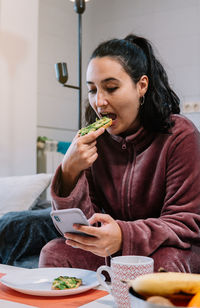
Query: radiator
[[37, 140, 64, 174]]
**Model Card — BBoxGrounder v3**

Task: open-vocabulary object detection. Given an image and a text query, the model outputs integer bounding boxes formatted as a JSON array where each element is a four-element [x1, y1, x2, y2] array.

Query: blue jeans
[[0, 207, 60, 268]]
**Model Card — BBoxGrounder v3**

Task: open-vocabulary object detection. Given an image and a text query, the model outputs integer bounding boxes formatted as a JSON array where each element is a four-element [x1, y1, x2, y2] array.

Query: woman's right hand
[[61, 127, 105, 192]]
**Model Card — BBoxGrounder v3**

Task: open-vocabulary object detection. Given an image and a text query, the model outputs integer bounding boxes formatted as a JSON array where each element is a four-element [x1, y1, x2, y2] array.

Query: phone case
[[50, 208, 89, 237]]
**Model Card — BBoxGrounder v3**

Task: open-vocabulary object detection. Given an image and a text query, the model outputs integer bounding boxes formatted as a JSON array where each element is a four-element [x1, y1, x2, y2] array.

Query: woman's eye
[[88, 89, 96, 94], [107, 87, 118, 93]]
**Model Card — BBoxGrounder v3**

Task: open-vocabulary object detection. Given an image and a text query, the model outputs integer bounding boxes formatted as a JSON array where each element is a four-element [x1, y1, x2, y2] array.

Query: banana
[[129, 272, 200, 297]]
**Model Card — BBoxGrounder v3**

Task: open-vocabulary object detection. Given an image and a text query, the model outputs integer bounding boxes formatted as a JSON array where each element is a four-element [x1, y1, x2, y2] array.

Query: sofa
[[0, 173, 60, 268]]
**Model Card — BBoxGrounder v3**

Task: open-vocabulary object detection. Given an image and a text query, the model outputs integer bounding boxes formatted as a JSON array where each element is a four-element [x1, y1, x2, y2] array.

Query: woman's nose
[[95, 92, 107, 107]]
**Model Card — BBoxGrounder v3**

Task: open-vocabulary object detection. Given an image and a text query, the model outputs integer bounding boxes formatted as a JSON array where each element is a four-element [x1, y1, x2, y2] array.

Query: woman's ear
[[138, 75, 149, 96]]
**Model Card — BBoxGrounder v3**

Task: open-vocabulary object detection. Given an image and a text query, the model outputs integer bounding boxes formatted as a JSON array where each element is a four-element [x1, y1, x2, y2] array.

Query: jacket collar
[[108, 127, 157, 154]]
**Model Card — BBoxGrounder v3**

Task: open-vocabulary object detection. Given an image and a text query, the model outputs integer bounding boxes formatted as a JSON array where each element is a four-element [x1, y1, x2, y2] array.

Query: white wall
[[0, 0, 39, 176], [37, 0, 79, 142]]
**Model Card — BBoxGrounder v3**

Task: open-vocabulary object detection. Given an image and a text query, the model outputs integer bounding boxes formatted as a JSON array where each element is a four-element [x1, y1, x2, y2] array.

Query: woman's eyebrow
[[102, 78, 119, 83], [86, 78, 119, 84], [86, 81, 94, 85]]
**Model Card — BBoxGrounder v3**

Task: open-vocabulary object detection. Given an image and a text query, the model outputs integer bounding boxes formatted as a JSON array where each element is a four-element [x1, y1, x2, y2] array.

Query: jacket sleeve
[[51, 166, 102, 219], [117, 129, 200, 256]]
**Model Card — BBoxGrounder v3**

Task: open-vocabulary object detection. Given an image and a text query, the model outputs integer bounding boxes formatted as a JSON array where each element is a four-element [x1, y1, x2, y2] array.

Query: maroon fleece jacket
[[51, 114, 200, 257]]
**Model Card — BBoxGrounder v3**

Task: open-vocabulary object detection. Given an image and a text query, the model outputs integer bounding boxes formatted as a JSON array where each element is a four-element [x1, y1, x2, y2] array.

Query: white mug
[[97, 255, 154, 308]]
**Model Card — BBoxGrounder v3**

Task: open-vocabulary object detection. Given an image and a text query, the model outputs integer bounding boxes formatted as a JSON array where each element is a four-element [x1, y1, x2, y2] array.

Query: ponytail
[[124, 34, 180, 132]]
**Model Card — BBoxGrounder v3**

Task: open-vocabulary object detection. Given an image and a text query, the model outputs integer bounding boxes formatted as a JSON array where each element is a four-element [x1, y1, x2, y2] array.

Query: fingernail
[[73, 224, 79, 229]]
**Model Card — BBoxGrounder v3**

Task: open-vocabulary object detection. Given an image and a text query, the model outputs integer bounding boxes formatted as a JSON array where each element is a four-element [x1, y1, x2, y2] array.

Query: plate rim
[[0, 267, 99, 297]]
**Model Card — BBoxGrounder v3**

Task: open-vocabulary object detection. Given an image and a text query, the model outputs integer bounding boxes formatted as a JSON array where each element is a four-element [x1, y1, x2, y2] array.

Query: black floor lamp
[[55, 0, 90, 129]]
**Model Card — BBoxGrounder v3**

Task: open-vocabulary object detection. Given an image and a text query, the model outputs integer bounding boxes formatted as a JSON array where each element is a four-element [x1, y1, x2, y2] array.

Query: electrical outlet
[[182, 101, 200, 113], [193, 102, 200, 112]]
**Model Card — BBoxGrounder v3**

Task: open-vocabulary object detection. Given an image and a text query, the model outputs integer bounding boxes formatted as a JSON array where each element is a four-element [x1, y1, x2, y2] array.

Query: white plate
[[0, 267, 99, 297]]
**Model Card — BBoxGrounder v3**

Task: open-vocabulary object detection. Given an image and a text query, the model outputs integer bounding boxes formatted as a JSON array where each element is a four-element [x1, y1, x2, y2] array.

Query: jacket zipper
[[121, 144, 135, 219], [122, 141, 127, 150]]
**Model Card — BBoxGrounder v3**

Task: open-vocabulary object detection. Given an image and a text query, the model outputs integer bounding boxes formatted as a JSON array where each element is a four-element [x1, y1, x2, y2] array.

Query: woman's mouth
[[100, 113, 117, 121]]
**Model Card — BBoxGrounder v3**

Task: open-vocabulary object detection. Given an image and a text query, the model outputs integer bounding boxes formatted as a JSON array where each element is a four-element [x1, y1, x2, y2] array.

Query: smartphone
[[50, 208, 90, 237]]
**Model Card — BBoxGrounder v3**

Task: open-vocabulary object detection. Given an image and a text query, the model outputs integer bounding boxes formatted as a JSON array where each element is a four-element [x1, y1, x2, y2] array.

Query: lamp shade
[[70, 0, 90, 2], [55, 63, 68, 85], [73, 0, 86, 14]]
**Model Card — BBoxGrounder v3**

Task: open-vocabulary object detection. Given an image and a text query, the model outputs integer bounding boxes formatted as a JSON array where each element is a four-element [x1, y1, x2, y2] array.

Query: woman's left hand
[[64, 213, 122, 257]]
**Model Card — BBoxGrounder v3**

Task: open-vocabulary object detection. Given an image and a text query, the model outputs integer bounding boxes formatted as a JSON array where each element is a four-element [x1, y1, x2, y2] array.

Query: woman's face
[[86, 56, 148, 135]]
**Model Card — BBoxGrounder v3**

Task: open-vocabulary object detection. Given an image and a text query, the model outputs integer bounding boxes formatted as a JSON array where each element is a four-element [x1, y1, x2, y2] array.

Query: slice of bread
[[79, 117, 112, 136]]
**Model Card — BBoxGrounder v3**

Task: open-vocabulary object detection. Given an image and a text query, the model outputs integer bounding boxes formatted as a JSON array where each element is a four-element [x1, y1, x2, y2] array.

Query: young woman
[[39, 34, 200, 272]]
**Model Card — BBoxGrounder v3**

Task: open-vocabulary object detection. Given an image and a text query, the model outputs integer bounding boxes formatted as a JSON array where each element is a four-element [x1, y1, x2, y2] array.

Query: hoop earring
[[140, 96, 145, 106]]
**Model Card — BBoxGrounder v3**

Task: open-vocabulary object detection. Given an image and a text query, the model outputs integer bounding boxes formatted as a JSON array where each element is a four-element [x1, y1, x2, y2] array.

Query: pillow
[[30, 198, 51, 211], [0, 173, 52, 215]]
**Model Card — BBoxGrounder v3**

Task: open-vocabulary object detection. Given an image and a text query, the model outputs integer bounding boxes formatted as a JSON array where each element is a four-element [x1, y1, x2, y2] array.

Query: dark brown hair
[[85, 34, 180, 133]]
